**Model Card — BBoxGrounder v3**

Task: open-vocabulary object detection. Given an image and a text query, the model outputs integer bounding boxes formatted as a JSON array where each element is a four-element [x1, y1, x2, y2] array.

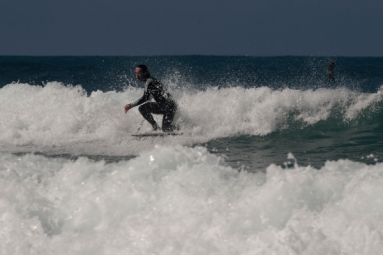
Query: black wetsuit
[[130, 77, 177, 132]]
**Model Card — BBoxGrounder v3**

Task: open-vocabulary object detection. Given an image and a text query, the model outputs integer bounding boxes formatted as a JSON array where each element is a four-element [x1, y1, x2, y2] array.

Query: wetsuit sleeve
[[130, 80, 152, 108]]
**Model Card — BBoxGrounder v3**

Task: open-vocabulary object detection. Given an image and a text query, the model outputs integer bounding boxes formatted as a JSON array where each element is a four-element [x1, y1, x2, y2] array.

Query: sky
[[0, 0, 382, 56]]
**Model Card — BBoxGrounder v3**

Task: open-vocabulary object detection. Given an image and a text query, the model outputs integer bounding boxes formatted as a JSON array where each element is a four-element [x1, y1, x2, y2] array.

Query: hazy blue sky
[[1, 0, 382, 56]]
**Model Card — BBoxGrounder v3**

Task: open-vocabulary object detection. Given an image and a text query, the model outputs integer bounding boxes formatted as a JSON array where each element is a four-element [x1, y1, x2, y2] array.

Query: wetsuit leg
[[162, 104, 177, 132], [138, 103, 163, 130], [139, 102, 177, 132]]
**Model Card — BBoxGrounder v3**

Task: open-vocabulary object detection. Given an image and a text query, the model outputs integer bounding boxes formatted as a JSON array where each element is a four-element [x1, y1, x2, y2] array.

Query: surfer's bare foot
[[152, 124, 160, 132]]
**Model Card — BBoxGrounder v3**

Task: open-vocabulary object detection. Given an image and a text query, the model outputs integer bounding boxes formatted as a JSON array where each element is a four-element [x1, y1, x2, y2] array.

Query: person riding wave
[[125, 65, 177, 132]]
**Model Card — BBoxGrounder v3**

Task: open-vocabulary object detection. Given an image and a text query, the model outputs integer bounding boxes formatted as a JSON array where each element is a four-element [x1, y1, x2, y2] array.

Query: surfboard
[[131, 132, 183, 138]]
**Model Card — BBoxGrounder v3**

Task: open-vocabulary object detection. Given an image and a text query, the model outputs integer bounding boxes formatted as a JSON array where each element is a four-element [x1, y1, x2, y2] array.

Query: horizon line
[[0, 54, 382, 58]]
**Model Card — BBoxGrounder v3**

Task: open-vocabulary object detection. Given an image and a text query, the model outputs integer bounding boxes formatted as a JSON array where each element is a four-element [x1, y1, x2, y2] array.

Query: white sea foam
[[1, 146, 383, 254], [0, 82, 382, 155]]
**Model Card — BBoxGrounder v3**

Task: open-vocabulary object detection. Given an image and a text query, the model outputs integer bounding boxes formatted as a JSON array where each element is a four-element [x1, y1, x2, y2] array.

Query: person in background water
[[327, 61, 335, 81], [125, 65, 177, 132]]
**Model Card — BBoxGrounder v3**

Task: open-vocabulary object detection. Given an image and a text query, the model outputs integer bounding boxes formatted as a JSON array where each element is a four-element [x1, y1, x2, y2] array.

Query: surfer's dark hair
[[136, 64, 151, 80], [136, 64, 149, 74]]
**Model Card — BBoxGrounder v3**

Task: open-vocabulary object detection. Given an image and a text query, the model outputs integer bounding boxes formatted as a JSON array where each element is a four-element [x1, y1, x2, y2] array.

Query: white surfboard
[[131, 132, 183, 138]]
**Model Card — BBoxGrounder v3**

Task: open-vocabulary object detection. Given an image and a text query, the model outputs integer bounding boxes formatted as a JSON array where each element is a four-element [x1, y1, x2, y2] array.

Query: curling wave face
[[1, 145, 383, 254], [0, 82, 382, 157]]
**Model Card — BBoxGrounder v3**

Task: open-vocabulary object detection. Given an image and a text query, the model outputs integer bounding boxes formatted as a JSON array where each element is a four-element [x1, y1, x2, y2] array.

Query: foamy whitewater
[[1, 82, 382, 156], [1, 147, 383, 254], [1, 56, 383, 254]]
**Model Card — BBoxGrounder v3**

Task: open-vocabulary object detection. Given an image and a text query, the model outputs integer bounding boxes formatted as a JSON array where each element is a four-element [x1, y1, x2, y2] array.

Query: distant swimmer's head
[[327, 61, 335, 72], [135, 64, 150, 82]]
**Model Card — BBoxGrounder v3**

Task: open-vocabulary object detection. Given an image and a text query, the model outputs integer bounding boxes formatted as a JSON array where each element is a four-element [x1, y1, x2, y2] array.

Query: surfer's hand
[[124, 104, 131, 113]]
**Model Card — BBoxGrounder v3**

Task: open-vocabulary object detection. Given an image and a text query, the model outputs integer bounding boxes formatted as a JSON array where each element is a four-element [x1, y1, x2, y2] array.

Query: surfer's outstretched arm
[[124, 104, 131, 113], [125, 88, 151, 113]]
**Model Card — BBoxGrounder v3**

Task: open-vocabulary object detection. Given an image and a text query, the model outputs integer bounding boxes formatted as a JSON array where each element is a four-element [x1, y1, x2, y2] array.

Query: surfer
[[326, 61, 335, 81], [125, 65, 177, 132]]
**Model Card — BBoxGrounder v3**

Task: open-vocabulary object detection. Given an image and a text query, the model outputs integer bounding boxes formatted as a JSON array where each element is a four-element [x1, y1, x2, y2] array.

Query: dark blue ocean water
[[1, 56, 383, 170], [2, 56, 383, 93]]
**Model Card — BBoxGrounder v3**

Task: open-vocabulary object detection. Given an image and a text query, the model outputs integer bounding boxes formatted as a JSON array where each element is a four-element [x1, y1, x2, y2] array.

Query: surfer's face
[[135, 67, 144, 82]]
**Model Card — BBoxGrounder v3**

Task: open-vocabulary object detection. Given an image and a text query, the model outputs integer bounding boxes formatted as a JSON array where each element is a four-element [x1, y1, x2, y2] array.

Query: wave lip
[[1, 145, 383, 254], [1, 82, 382, 153]]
